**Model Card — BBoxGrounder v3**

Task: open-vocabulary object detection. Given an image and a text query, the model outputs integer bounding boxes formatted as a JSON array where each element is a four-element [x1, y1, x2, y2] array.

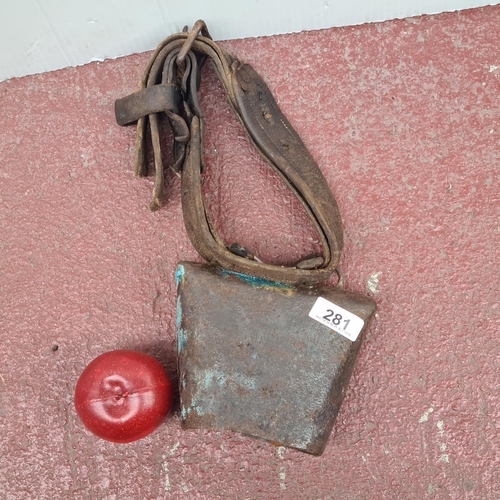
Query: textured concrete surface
[[1, 5, 499, 499]]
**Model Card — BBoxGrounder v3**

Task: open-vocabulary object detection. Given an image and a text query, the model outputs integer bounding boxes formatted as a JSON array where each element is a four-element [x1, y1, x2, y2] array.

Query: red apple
[[74, 350, 173, 443]]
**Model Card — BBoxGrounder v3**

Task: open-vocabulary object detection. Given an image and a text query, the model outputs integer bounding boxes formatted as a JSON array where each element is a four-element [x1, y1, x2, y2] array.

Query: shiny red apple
[[74, 350, 173, 443]]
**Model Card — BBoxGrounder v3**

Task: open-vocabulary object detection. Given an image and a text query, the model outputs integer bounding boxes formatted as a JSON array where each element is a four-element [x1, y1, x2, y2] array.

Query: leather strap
[[115, 22, 343, 285]]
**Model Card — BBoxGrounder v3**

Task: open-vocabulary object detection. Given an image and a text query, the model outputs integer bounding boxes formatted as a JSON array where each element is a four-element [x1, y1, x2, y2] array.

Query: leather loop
[[115, 84, 181, 126], [115, 24, 343, 285]]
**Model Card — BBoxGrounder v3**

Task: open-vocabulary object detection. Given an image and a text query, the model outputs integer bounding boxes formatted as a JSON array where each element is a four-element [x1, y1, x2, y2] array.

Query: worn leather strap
[[115, 23, 343, 285]]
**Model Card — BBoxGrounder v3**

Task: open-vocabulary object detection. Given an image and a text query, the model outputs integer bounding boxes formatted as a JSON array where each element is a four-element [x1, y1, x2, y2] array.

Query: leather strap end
[[115, 84, 181, 126]]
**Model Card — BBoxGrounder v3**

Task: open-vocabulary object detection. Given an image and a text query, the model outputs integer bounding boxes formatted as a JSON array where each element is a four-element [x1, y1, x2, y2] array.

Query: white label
[[308, 297, 364, 342]]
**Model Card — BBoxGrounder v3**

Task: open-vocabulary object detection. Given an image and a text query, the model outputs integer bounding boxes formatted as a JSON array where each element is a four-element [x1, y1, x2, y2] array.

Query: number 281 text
[[322, 309, 350, 330]]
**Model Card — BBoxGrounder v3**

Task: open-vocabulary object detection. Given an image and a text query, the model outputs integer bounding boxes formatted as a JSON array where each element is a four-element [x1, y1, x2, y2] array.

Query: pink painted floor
[[1, 6, 500, 499]]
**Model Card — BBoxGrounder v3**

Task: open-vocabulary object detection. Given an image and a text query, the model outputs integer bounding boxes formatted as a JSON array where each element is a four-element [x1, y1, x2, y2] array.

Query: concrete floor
[[1, 5, 499, 499]]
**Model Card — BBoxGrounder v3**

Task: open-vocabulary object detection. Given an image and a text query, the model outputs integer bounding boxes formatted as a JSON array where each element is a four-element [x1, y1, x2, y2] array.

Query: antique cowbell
[[115, 21, 376, 455]]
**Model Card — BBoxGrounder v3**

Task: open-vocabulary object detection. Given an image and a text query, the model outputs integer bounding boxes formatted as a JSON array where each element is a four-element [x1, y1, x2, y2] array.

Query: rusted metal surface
[[176, 262, 376, 455]]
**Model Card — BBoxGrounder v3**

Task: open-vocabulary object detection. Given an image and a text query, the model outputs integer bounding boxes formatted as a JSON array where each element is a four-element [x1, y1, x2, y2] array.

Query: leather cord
[[115, 22, 343, 285]]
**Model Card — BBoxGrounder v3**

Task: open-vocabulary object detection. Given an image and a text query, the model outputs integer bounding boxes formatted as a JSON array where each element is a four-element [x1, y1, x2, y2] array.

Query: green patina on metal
[[219, 268, 292, 290]]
